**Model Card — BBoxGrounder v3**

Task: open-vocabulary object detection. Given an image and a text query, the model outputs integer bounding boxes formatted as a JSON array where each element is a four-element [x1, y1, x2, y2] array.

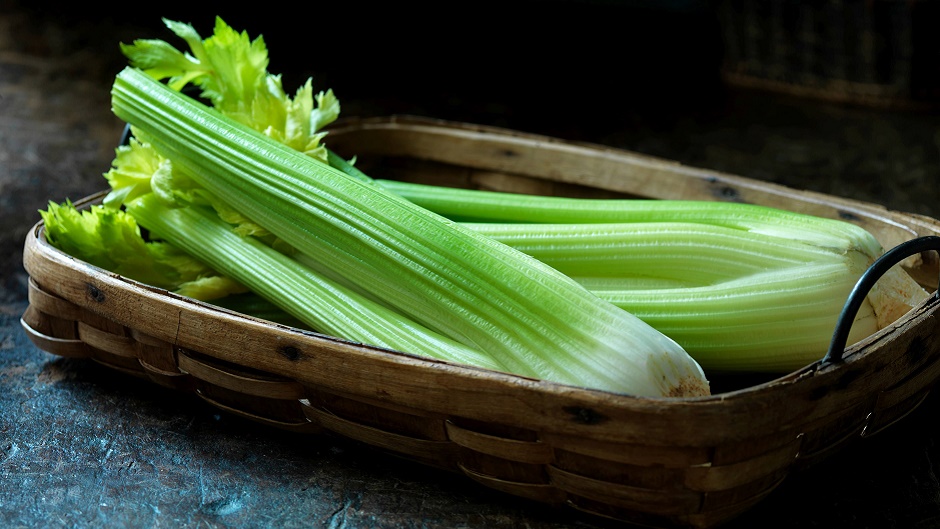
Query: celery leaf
[[40, 200, 245, 300], [120, 16, 339, 162]]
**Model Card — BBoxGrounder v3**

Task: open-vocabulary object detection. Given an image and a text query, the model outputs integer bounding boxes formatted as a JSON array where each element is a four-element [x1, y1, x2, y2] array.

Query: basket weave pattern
[[20, 273, 940, 527], [20, 116, 940, 528]]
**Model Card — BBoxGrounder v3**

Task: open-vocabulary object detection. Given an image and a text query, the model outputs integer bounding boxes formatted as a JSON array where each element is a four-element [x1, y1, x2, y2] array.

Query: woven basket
[[20, 115, 940, 528]]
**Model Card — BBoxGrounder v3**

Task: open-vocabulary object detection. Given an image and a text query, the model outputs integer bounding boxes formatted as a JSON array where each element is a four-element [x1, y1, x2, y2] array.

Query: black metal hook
[[821, 235, 940, 366]]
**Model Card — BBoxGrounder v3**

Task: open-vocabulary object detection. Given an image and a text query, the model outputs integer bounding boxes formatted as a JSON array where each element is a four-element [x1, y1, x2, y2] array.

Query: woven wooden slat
[[445, 421, 555, 464], [177, 349, 307, 400], [684, 441, 801, 492], [698, 471, 787, 514], [547, 465, 703, 514], [77, 321, 138, 359], [541, 433, 713, 467], [460, 465, 567, 504], [19, 313, 88, 358], [19, 116, 940, 529], [196, 386, 318, 434], [302, 402, 457, 469]]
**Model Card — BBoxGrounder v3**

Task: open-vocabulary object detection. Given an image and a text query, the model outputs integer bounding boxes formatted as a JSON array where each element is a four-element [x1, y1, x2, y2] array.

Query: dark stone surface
[[3, 2, 940, 528]]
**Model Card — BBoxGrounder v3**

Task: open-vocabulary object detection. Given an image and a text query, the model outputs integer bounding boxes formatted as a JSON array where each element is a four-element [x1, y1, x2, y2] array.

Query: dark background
[[3, 1, 940, 527]]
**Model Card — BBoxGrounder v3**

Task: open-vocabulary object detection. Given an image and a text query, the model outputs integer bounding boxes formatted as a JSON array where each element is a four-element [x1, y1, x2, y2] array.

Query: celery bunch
[[45, 17, 712, 397], [108, 65, 710, 397]]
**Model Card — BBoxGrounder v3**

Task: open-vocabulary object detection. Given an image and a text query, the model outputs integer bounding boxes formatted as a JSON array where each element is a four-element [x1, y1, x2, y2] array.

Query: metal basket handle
[[822, 235, 940, 366]]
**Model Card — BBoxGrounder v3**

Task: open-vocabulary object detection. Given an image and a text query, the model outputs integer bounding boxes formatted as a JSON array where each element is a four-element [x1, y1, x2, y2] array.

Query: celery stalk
[[124, 194, 505, 371], [373, 179, 881, 255], [456, 221, 881, 372], [110, 66, 710, 398], [594, 264, 880, 372], [463, 221, 845, 284]]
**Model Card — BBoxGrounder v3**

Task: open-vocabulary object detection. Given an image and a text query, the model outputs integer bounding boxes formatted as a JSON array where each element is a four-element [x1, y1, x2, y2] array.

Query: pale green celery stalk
[[596, 263, 879, 372], [462, 221, 844, 284], [462, 220, 880, 372], [111, 67, 710, 398], [577, 277, 698, 290], [371, 178, 882, 257], [125, 193, 505, 371]]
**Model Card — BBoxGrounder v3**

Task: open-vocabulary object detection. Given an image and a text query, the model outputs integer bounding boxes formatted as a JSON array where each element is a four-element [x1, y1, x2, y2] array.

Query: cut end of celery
[[846, 296, 880, 346], [868, 265, 931, 329], [665, 375, 712, 398]]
